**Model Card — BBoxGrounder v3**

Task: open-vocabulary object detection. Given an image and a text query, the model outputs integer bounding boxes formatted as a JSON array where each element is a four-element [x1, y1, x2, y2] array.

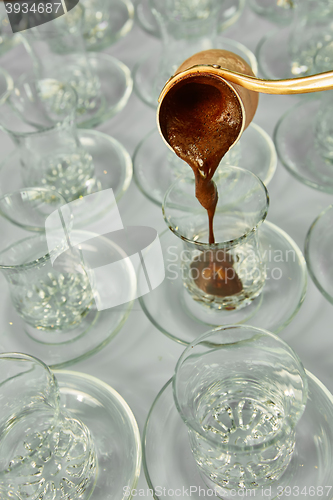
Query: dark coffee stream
[[160, 74, 242, 243], [160, 74, 244, 298]]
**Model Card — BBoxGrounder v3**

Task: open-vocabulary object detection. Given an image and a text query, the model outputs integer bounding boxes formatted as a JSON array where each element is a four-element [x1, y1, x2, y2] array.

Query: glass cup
[[81, 0, 134, 50], [248, 0, 294, 25], [288, 0, 333, 76], [173, 325, 308, 492], [19, 2, 133, 128], [0, 77, 98, 202], [148, 0, 222, 103], [133, 0, 256, 107], [20, 4, 101, 117], [162, 166, 269, 311], [135, 0, 245, 38], [0, 353, 97, 499], [0, 188, 94, 332]]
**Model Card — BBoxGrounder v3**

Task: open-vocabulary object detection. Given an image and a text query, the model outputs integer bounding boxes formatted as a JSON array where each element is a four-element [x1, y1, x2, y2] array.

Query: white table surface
[[0, 2, 332, 497]]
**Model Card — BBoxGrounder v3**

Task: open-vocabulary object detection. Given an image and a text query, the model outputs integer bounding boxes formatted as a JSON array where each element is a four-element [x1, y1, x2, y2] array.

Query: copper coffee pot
[[157, 49, 333, 152]]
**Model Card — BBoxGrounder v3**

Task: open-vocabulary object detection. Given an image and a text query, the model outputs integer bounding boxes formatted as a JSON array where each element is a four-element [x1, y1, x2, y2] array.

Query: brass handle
[[159, 65, 333, 98]]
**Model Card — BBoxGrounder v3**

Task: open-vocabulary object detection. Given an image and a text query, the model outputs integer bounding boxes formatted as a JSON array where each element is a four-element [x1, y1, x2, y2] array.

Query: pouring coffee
[[158, 49, 259, 245], [158, 48, 333, 299]]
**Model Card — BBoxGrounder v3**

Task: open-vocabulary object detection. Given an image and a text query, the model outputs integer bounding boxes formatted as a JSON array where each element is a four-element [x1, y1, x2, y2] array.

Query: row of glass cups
[[0, 0, 134, 54], [136, 164, 332, 492], [0, 179, 330, 497], [0, 352, 142, 500], [2, 328, 331, 500], [138, 165, 332, 494], [0, 69, 132, 220], [1, 2, 132, 129]]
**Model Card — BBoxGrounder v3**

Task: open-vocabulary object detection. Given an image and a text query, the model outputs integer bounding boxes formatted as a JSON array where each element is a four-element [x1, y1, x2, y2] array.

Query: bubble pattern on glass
[[188, 378, 295, 489], [289, 0, 333, 76], [3, 236, 94, 331], [18, 84, 97, 202], [49, 57, 101, 116], [4, 410, 96, 500], [174, 329, 307, 491], [82, 0, 110, 44], [23, 149, 97, 203]]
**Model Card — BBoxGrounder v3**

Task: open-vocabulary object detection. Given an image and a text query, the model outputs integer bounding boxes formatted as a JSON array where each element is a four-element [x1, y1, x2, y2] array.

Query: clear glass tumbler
[[81, 0, 134, 51], [0, 188, 94, 332], [163, 166, 269, 311], [173, 325, 308, 491], [20, 3, 132, 127], [0, 353, 97, 499], [288, 0, 333, 76], [0, 77, 96, 202], [133, 0, 256, 107]]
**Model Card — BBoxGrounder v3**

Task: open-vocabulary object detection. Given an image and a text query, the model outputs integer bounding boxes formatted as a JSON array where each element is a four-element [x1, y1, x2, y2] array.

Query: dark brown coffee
[[159, 73, 243, 298], [190, 249, 243, 297], [159, 73, 243, 244]]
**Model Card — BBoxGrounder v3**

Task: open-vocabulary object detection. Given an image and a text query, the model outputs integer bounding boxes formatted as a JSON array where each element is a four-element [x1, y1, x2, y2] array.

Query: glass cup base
[[143, 374, 333, 500], [54, 370, 141, 500], [0, 237, 136, 368], [0, 129, 132, 226], [133, 37, 257, 108], [83, 0, 134, 51], [133, 123, 276, 205], [256, 26, 314, 80], [134, 0, 245, 38], [138, 222, 307, 345], [42, 53, 132, 128], [274, 98, 333, 193]]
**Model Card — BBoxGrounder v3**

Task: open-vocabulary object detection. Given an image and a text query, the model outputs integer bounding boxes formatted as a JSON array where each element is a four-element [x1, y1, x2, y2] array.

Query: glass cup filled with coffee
[[163, 165, 268, 311]]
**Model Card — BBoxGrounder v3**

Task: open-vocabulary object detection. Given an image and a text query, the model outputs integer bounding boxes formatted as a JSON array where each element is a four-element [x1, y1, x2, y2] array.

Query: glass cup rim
[[0, 352, 59, 476], [162, 166, 269, 248], [0, 229, 122, 271], [0, 233, 51, 270], [0, 352, 60, 477], [0, 187, 67, 232], [0, 77, 78, 137], [172, 324, 308, 453]]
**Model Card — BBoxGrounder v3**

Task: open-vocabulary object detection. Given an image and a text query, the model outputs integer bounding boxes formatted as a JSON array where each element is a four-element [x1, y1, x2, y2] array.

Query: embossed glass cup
[[20, 3, 132, 128], [0, 77, 96, 202], [288, 0, 333, 76], [162, 166, 269, 311], [81, 0, 134, 50], [0, 188, 94, 332], [133, 0, 256, 107], [0, 353, 97, 499], [173, 325, 308, 492]]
